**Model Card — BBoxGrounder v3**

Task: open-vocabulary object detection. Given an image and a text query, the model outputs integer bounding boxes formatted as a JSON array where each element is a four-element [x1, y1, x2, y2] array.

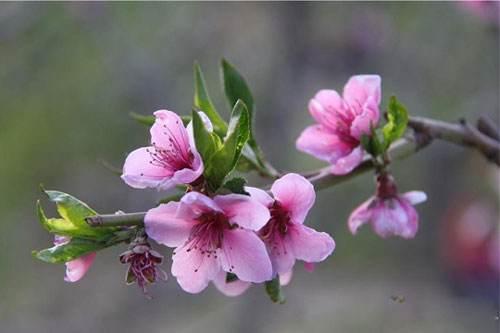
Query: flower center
[[185, 211, 232, 258], [148, 123, 193, 170], [260, 201, 291, 255]]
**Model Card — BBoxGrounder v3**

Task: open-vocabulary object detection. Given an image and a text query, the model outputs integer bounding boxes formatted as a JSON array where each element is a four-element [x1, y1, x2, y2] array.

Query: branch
[[85, 212, 145, 227], [407, 116, 500, 165]]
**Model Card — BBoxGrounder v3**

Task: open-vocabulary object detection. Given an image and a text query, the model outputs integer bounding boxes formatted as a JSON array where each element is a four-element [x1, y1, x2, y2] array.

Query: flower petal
[[296, 125, 353, 163], [219, 229, 272, 283], [289, 225, 335, 263], [245, 186, 274, 207], [64, 252, 96, 282], [348, 197, 375, 235], [371, 198, 419, 239], [343, 75, 381, 106], [402, 191, 427, 205], [212, 270, 251, 297], [150, 110, 191, 152], [213, 194, 270, 231], [180, 191, 222, 215], [271, 173, 315, 224], [171, 244, 220, 294], [121, 147, 173, 189], [349, 102, 380, 140], [309, 90, 346, 130], [330, 147, 364, 175], [145, 201, 196, 248], [169, 150, 204, 185], [269, 239, 296, 275]]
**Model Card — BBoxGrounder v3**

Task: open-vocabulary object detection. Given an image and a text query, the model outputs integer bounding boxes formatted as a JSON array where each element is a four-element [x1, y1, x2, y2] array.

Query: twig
[[85, 212, 145, 227], [408, 116, 500, 165]]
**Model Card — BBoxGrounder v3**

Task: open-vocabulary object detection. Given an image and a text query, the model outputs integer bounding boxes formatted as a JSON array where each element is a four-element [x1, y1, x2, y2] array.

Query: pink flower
[[144, 191, 273, 294], [348, 174, 427, 239], [122, 110, 204, 191], [246, 173, 335, 276], [54, 236, 96, 282], [296, 75, 381, 175]]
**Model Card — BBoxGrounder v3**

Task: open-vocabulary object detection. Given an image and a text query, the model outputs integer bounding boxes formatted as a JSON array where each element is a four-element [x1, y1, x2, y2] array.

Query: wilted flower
[[348, 173, 427, 239], [296, 75, 381, 175], [54, 235, 96, 282], [122, 110, 204, 191], [145, 191, 272, 294], [246, 173, 335, 276], [119, 235, 167, 297]]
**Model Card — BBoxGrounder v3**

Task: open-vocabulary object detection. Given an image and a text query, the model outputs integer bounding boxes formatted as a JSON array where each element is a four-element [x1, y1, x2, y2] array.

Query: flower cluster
[[121, 110, 335, 296], [33, 65, 429, 302]]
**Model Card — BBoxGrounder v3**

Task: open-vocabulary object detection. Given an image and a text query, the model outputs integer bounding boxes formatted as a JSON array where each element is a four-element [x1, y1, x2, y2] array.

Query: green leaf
[[33, 237, 107, 264], [221, 177, 249, 195], [265, 278, 286, 304], [360, 126, 384, 157], [130, 112, 191, 127], [382, 96, 409, 149], [221, 59, 278, 178], [191, 110, 221, 163], [130, 112, 155, 126], [221, 59, 254, 125], [204, 100, 250, 190], [38, 190, 115, 239], [193, 62, 227, 135]]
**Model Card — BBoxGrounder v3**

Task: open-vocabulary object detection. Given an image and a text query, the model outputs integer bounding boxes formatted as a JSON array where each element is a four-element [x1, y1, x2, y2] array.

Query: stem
[[85, 212, 146, 227]]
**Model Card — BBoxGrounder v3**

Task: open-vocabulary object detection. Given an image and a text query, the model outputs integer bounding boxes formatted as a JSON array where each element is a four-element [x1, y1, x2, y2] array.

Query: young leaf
[[39, 190, 115, 238], [33, 237, 108, 264], [360, 126, 384, 157], [221, 59, 279, 177], [130, 112, 155, 126], [382, 96, 409, 149], [265, 278, 286, 304], [191, 110, 221, 163], [221, 59, 254, 124], [194, 62, 227, 135], [204, 100, 250, 190], [222, 177, 249, 195], [130, 112, 191, 127]]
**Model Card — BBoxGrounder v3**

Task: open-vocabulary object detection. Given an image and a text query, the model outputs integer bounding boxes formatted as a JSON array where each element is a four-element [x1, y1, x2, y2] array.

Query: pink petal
[[121, 147, 173, 189], [180, 191, 222, 215], [219, 229, 272, 283], [289, 225, 335, 263], [212, 270, 251, 297], [296, 125, 353, 163], [402, 191, 427, 205], [343, 75, 381, 106], [186, 111, 214, 148], [271, 173, 316, 224], [150, 110, 190, 152], [268, 237, 296, 275], [330, 146, 364, 175], [371, 198, 419, 239], [348, 197, 375, 235], [279, 270, 293, 286], [213, 194, 270, 231], [145, 201, 196, 248], [171, 244, 221, 294], [349, 101, 380, 140], [244, 186, 274, 207], [309, 90, 346, 130], [169, 150, 204, 185], [64, 252, 96, 282]]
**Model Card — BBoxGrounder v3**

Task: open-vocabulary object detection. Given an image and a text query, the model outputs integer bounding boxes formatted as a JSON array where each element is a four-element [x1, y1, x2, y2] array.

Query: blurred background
[[0, 2, 498, 333]]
